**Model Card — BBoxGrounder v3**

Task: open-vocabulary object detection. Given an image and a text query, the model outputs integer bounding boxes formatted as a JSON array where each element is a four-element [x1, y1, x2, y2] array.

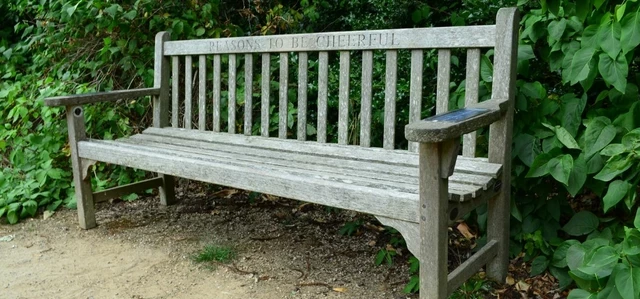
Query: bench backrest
[[152, 8, 518, 156]]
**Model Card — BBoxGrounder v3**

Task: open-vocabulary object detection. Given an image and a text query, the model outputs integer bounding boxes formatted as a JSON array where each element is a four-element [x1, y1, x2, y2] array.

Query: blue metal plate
[[425, 108, 489, 123]]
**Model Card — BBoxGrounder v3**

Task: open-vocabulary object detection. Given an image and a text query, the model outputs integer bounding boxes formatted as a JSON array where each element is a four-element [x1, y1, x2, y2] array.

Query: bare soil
[[1, 186, 417, 299]]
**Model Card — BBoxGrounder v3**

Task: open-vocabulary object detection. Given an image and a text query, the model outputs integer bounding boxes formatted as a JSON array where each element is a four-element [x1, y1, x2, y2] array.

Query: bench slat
[[338, 51, 350, 145], [360, 50, 373, 147], [141, 127, 502, 178], [213, 54, 222, 132], [384, 50, 398, 150], [184, 55, 193, 129], [198, 55, 207, 130], [244, 54, 253, 136], [171, 56, 179, 128], [125, 134, 495, 198], [279, 53, 288, 139], [317, 51, 329, 143], [463, 49, 481, 157], [261, 53, 270, 137], [229, 54, 237, 133], [297, 52, 308, 141], [78, 140, 420, 223], [408, 50, 423, 152], [163, 26, 497, 55], [436, 49, 451, 115]]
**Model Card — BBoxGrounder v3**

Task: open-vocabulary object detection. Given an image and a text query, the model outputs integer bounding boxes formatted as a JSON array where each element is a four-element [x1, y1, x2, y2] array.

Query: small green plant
[[375, 245, 397, 267], [192, 245, 236, 264], [449, 276, 491, 299], [338, 220, 363, 236]]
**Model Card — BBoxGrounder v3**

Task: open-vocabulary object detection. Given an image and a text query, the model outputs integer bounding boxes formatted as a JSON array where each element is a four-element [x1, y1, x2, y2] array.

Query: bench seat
[[79, 127, 501, 223]]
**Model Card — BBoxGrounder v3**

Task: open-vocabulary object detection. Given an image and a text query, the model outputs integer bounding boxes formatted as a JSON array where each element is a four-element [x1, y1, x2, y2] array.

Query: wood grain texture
[[317, 52, 329, 143], [171, 56, 180, 128], [436, 49, 451, 115], [408, 50, 424, 152], [297, 52, 309, 141], [384, 50, 398, 150], [184, 55, 193, 129], [66, 106, 96, 229], [198, 55, 207, 130], [164, 26, 496, 55], [447, 240, 498, 296], [93, 177, 164, 203], [463, 49, 481, 157], [213, 55, 222, 132], [244, 54, 254, 136], [228, 54, 237, 134], [360, 50, 373, 147], [153, 32, 171, 128], [338, 51, 350, 145], [279, 53, 289, 139], [45, 88, 160, 107], [261, 53, 270, 137]]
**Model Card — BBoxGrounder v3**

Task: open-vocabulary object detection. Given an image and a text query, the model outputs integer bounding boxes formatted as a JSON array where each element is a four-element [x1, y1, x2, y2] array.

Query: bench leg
[[158, 174, 176, 205], [419, 142, 450, 299], [67, 105, 97, 229], [486, 185, 509, 282]]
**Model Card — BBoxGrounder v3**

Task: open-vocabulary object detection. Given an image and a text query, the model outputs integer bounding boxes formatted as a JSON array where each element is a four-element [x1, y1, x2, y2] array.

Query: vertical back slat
[[360, 50, 373, 147], [278, 53, 289, 139], [198, 55, 206, 130], [436, 49, 451, 115], [213, 55, 221, 132], [171, 56, 179, 128], [463, 49, 481, 157], [184, 55, 193, 129], [383, 50, 398, 150], [317, 52, 329, 143], [261, 53, 270, 137], [408, 50, 424, 152], [228, 54, 237, 134], [338, 51, 350, 145], [244, 54, 253, 136], [297, 52, 308, 141]]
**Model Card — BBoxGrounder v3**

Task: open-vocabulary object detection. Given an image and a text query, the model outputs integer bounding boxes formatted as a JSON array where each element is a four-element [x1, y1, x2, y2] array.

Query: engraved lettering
[[391, 33, 400, 46], [369, 33, 378, 46], [292, 37, 300, 48], [358, 34, 365, 47], [338, 35, 347, 47]]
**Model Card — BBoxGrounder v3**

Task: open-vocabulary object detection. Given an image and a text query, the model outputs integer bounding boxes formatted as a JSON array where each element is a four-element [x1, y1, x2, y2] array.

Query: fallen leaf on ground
[[332, 287, 347, 293], [456, 222, 475, 240]]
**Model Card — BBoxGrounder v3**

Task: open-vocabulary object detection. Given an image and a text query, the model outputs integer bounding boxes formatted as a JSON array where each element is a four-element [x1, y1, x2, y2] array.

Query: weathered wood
[[447, 240, 498, 296], [463, 49, 481, 157], [419, 142, 449, 299], [93, 177, 164, 203], [384, 50, 398, 150], [436, 50, 451, 115], [261, 53, 270, 137], [229, 54, 237, 134], [278, 53, 289, 139], [486, 7, 519, 283], [45, 88, 160, 107], [244, 54, 254, 136], [213, 54, 222, 132], [360, 50, 373, 147], [184, 55, 193, 129], [338, 51, 350, 145], [153, 32, 171, 128], [171, 56, 180, 128], [198, 55, 207, 130], [159, 174, 176, 205], [164, 26, 497, 55], [408, 50, 424, 152], [376, 216, 420, 255], [142, 127, 503, 178], [66, 106, 96, 229], [317, 51, 329, 143], [297, 52, 308, 141]]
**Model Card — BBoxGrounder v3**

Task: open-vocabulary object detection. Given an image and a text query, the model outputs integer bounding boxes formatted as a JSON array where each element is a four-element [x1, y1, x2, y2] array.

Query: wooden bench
[[45, 8, 519, 299]]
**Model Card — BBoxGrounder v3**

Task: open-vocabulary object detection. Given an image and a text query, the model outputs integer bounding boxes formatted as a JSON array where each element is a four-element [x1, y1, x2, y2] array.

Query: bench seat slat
[[141, 127, 502, 178]]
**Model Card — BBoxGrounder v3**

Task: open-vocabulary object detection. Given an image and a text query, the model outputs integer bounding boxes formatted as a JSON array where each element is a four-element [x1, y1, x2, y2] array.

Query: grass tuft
[[192, 245, 236, 264]]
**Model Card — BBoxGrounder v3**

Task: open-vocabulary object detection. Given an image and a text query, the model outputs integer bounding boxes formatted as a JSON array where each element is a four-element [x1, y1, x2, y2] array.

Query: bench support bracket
[[67, 105, 96, 229]]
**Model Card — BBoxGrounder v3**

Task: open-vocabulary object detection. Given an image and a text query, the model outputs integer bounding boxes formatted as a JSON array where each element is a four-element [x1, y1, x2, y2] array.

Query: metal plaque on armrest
[[425, 108, 490, 123]]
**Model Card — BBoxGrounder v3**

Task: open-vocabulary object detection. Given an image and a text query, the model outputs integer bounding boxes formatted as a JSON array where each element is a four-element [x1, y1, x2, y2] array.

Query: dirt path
[[1, 190, 413, 299]]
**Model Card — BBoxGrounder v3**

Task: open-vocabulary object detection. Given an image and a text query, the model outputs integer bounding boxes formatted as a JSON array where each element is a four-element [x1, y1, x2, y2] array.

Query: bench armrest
[[405, 98, 509, 143], [45, 88, 160, 107]]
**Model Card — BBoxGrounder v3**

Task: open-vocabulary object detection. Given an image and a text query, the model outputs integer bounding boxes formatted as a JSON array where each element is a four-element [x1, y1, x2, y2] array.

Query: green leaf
[[568, 47, 596, 85], [598, 53, 628, 93], [579, 245, 618, 277], [104, 4, 121, 18], [561, 94, 587, 136], [553, 240, 580, 268], [567, 155, 587, 196], [548, 18, 567, 41], [594, 155, 633, 181], [480, 55, 493, 82], [575, 0, 591, 21], [635, 209, 640, 229], [531, 255, 549, 276], [621, 12, 640, 53], [526, 153, 552, 178], [514, 133, 537, 166], [598, 20, 622, 59], [567, 289, 596, 299], [581, 25, 600, 49], [7, 210, 18, 224], [546, 0, 561, 16], [549, 266, 573, 290], [614, 263, 640, 299], [521, 81, 546, 99], [123, 10, 137, 20], [563, 211, 599, 236], [601, 144, 626, 156], [622, 128, 640, 149], [584, 117, 617, 159], [547, 154, 573, 186], [603, 180, 633, 212], [22, 200, 37, 217], [196, 27, 206, 36], [556, 126, 580, 149], [0, 207, 5, 218], [616, 3, 627, 22]]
